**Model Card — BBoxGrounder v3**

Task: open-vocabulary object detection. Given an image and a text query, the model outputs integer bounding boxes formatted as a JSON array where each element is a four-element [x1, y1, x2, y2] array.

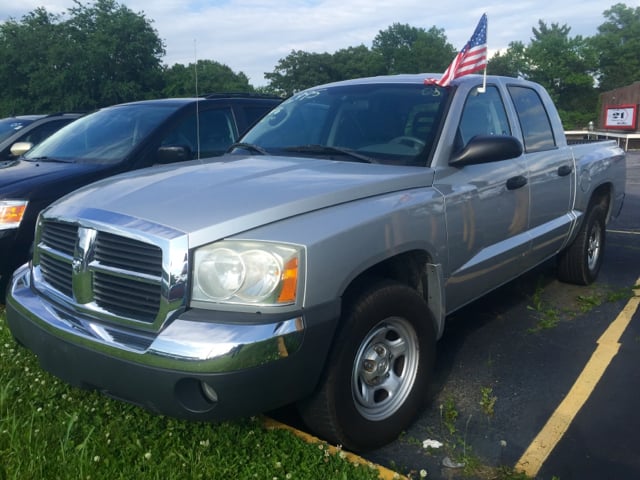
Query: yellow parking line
[[516, 277, 640, 476]]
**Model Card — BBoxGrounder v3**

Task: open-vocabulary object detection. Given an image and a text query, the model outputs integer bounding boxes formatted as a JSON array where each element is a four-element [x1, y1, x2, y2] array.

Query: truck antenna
[[194, 39, 201, 161]]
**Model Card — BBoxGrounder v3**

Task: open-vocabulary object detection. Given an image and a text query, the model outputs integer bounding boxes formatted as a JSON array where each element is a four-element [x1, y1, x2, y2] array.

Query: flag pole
[[478, 66, 487, 93], [478, 13, 488, 93]]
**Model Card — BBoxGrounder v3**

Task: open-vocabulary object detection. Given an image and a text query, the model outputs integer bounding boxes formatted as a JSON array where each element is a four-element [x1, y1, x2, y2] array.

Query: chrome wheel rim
[[587, 222, 602, 271]]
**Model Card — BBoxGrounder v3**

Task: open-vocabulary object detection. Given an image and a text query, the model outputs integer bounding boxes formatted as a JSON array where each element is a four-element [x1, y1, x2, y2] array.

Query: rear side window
[[508, 86, 556, 152], [161, 107, 236, 159], [21, 120, 72, 145]]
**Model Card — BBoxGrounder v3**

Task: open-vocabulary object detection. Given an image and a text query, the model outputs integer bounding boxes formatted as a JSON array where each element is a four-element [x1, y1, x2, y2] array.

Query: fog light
[[201, 382, 219, 403]]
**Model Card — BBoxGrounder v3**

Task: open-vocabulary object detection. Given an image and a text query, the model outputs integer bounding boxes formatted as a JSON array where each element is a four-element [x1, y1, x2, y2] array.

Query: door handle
[[557, 165, 573, 176], [506, 175, 527, 190]]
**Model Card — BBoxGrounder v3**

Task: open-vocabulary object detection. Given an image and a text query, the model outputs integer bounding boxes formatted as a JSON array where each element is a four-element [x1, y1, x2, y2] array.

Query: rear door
[[507, 85, 575, 264]]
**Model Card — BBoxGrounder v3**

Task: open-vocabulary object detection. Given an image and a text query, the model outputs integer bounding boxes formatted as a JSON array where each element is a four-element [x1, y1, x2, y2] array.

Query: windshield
[[240, 83, 449, 166], [0, 117, 37, 143], [24, 104, 178, 164]]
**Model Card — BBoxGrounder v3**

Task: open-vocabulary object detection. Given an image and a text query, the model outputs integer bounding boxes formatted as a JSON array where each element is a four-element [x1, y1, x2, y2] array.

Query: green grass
[[0, 306, 385, 480]]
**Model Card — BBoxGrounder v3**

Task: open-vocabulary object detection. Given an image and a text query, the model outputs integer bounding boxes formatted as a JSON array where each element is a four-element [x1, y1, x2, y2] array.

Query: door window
[[456, 85, 511, 150], [161, 107, 236, 159], [508, 86, 556, 152]]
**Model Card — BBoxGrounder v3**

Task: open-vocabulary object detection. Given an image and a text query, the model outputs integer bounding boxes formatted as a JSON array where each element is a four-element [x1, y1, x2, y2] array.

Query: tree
[[0, 9, 67, 114], [371, 24, 456, 74], [64, 0, 165, 109], [487, 41, 528, 78], [590, 3, 640, 92], [265, 50, 335, 97], [163, 60, 253, 97], [330, 45, 386, 81], [524, 21, 598, 128], [0, 0, 165, 116]]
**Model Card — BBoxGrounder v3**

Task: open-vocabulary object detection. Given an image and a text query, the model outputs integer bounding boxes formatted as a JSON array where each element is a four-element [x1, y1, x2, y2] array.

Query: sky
[[1, 0, 634, 86]]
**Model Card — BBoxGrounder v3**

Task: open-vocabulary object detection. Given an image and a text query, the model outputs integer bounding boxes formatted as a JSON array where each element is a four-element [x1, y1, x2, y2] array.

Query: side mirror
[[450, 135, 523, 167], [10, 142, 34, 157], [156, 145, 192, 164]]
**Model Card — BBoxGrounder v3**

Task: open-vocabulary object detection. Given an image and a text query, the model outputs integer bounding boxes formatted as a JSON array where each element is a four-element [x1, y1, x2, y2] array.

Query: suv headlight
[[192, 240, 303, 306], [0, 200, 28, 230]]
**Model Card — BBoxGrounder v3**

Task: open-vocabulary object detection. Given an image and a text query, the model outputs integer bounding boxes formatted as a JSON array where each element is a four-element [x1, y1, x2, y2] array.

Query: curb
[[262, 416, 407, 480]]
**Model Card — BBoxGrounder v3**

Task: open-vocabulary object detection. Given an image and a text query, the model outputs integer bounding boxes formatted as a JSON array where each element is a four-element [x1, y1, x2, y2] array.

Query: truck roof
[[313, 73, 532, 89]]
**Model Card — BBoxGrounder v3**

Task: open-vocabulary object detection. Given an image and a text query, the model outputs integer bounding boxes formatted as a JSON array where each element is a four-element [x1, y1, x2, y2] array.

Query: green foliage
[[479, 387, 497, 418], [440, 397, 459, 435], [265, 49, 339, 97], [492, 21, 599, 129], [163, 60, 253, 97], [0, 0, 165, 116], [371, 24, 456, 74], [487, 41, 528, 77], [0, 309, 381, 480], [590, 3, 640, 91]]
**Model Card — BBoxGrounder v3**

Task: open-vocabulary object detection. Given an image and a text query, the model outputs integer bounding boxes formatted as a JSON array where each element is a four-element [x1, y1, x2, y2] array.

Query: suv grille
[[38, 220, 164, 324]]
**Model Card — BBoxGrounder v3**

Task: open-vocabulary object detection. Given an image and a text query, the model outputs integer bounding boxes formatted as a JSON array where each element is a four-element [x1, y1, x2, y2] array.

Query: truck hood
[[46, 155, 435, 247]]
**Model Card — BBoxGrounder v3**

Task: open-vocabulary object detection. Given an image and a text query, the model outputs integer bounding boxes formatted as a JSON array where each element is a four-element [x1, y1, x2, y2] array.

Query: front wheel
[[557, 203, 607, 285], [297, 279, 436, 452]]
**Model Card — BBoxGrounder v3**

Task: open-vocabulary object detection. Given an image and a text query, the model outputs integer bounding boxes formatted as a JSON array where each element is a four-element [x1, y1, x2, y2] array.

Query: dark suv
[[0, 113, 83, 161], [0, 94, 281, 297]]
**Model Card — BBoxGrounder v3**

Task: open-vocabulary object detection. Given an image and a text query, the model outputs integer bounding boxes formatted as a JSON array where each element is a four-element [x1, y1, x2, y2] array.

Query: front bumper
[[6, 264, 340, 420]]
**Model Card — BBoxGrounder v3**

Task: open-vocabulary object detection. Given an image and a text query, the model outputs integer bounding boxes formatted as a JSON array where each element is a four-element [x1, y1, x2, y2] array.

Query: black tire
[[297, 279, 436, 452], [557, 203, 606, 285]]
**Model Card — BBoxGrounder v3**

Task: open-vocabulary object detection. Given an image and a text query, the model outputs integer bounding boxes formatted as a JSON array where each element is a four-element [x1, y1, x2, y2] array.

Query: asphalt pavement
[[364, 151, 640, 479]]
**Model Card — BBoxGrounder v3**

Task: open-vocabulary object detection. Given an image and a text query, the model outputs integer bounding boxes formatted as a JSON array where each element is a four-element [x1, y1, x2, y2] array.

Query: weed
[[606, 286, 634, 303], [576, 293, 602, 312], [526, 280, 560, 332], [479, 387, 497, 418], [440, 397, 459, 435]]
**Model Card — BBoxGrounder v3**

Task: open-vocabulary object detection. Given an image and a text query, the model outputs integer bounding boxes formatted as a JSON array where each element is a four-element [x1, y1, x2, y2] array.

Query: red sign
[[604, 104, 637, 130]]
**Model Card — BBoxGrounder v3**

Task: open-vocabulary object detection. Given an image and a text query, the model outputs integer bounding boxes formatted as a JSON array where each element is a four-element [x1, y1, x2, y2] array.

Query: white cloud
[[1, 0, 619, 86]]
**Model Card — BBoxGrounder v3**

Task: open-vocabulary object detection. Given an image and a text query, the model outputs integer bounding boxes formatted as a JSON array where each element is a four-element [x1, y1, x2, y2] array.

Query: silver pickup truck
[[6, 74, 626, 452]]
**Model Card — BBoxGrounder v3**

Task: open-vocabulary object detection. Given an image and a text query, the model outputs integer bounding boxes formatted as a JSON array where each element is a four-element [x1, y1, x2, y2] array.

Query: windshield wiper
[[283, 145, 378, 164], [24, 156, 72, 163], [228, 142, 269, 155]]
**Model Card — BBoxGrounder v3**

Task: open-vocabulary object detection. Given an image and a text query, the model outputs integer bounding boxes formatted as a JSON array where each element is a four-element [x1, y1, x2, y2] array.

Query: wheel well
[[589, 183, 612, 220], [339, 249, 444, 339], [345, 250, 430, 297]]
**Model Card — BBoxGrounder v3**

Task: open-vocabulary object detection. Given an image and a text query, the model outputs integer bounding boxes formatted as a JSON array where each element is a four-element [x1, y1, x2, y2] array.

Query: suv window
[[508, 86, 556, 152], [160, 107, 236, 159], [20, 120, 73, 146]]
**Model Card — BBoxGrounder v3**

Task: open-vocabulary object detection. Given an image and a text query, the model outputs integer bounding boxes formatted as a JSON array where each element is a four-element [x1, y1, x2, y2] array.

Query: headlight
[[0, 200, 28, 230], [192, 240, 303, 306]]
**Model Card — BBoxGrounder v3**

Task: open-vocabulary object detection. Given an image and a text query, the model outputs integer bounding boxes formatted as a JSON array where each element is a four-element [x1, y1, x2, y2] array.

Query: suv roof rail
[[43, 112, 84, 118], [200, 92, 282, 100]]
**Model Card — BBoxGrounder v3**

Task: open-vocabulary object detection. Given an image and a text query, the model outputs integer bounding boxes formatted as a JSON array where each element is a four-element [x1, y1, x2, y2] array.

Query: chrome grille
[[36, 220, 166, 325], [39, 254, 73, 297], [41, 221, 77, 255], [93, 271, 161, 321], [95, 232, 163, 276]]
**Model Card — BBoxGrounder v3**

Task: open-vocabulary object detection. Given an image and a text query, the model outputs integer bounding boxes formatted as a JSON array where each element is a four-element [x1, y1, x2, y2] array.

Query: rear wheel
[[298, 279, 436, 452], [557, 203, 606, 285]]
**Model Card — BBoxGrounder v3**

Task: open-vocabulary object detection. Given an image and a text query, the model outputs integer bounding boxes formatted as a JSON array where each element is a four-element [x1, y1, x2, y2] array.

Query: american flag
[[428, 14, 488, 87]]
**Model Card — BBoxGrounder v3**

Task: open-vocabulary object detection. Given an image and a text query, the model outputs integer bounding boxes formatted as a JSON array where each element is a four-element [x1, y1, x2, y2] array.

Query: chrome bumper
[[8, 263, 304, 374]]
